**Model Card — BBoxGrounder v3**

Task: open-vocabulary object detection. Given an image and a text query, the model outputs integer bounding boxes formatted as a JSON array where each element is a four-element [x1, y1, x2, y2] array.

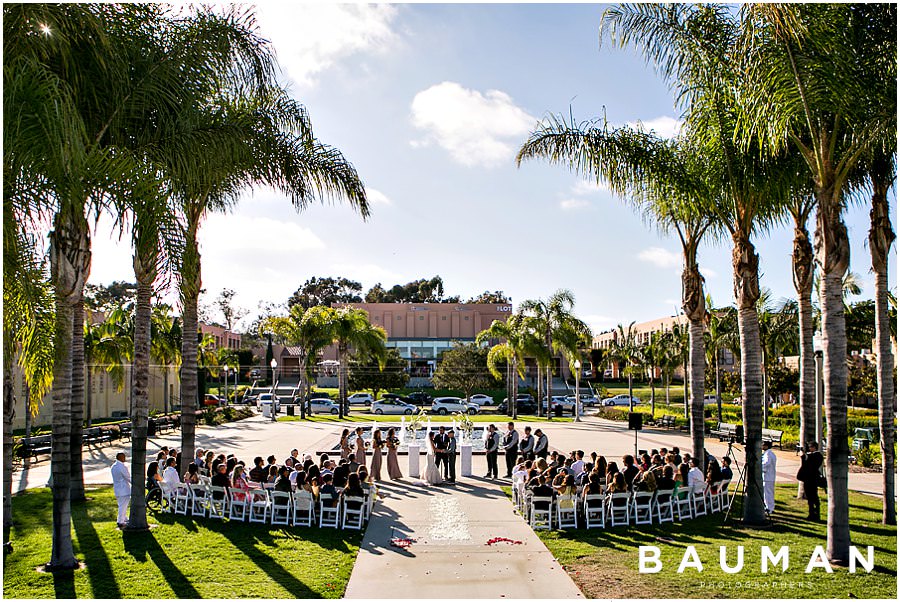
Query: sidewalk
[[344, 468, 583, 599]]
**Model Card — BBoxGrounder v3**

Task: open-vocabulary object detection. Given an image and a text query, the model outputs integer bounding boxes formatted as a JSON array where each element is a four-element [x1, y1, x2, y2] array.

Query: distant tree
[[767, 363, 799, 399], [84, 281, 137, 311], [466, 290, 511, 304], [432, 342, 502, 401], [349, 348, 408, 400], [844, 300, 876, 353], [848, 359, 878, 407], [288, 276, 363, 309], [364, 276, 452, 303], [215, 288, 247, 332]]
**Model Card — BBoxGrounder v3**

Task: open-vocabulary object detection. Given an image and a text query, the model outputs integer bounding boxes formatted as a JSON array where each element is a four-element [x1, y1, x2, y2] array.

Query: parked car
[[307, 398, 339, 414], [257, 393, 281, 413], [467, 393, 494, 406], [601, 394, 642, 407], [703, 394, 720, 405], [348, 393, 374, 405], [406, 391, 433, 405], [566, 393, 597, 407], [249, 368, 262, 379], [372, 398, 416, 415], [431, 397, 479, 415], [203, 394, 223, 407], [496, 399, 538, 414], [541, 396, 570, 410], [305, 391, 332, 401]]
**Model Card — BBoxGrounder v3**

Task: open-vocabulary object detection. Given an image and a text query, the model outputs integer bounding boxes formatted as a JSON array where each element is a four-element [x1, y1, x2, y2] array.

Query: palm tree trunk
[[793, 222, 817, 450], [24, 382, 33, 467], [338, 344, 348, 418], [513, 357, 520, 415], [688, 320, 706, 464], [127, 255, 155, 530], [732, 232, 766, 526], [299, 355, 308, 420], [682, 359, 688, 420], [47, 214, 90, 570], [70, 298, 86, 502], [715, 353, 722, 422], [627, 373, 634, 412], [762, 350, 769, 430], [665, 372, 670, 405], [85, 367, 93, 428], [179, 229, 201, 475], [545, 364, 552, 421], [162, 367, 169, 415], [816, 191, 851, 564], [650, 376, 656, 419], [869, 175, 895, 525], [3, 362, 15, 543]]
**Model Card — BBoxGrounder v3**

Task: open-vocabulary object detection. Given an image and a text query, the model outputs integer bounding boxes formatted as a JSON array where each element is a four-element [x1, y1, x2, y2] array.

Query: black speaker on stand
[[628, 412, 642, 457]]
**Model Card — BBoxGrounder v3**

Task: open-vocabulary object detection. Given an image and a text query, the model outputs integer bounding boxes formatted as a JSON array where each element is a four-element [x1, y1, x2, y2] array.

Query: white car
[[602, 394, 642, 407], [431, 397, 479, 415], [372, 398, 416, 415], [257, 393, 281, 413], [348, 393, 374, 405], [308, 398, 340, 414], [541, 396, 570, 410], [467, 394, 495, 406], [565, 394, 596, 407]]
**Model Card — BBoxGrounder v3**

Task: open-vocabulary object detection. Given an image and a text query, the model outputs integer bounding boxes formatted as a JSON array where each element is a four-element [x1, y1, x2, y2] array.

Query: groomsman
[[445, 429, 457, 483], [484, 425, 500, 479], [533, 429, 549, 459], [503, 422, 520, 478], [519, 426, 534, 459], [434, 426, 449, 477]]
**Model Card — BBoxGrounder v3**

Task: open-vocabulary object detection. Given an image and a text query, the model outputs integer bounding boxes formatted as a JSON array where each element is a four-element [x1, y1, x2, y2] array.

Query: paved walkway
[[344, 468, 583, 599]]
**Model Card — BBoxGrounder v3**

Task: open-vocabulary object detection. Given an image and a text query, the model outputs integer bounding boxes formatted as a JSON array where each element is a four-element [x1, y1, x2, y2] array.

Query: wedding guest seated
[[556, 474, 577, 497], [290, 468, 305, 489], [535, 457, 549, 473], [605, 461, 620, 488], [249, 456, 266, 483], [575, 463, 592, 487], [321, 460, 335, 477], [308, 464, 323, 487], [357, 466, 370, 485], [302, 457, 315, 472], [582, 471, 604, 502], [633, 467, 657, 492], [682, 452, 693, 468], [687, 457, 705, 490], [183, 462, 201, 485], [639, 453, 652, 471], [608, 471, 628, 494], [320, 453, 331, 469], [333, 460, 350, 489], [529, 476, 554, 510], [226, 456, 238, 475], [232, 465, 250, 490], [146, 461, 163, 493], [285, 449, 300, 466], [675, 462, 690, 492], [305, 473, 320, 499], [341, 473, 366, 510], [320, 473, 338, 505], [266, 455, 278, 469], [274, 467, 293, 493], [266, 465, 279, 484], [665, 453, 678, 474], [622, 455, 639, 488], [672, 447, 682, 466], [156, 450, 167, 465], [162, 457, 181, 488], [706, 458, 722, 491], [347, 453, 361, 475], [571, 450, 585, 475], [285, 457, 295, 469], [211, 463, 231, 498], [594, 456, 607, 481], [656, 465, 677, 491], [720, 457, 734, 481], [194, 449, 206, 468]]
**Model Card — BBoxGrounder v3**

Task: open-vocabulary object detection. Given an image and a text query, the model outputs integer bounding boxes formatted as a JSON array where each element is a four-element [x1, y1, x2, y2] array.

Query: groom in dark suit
[[434, 426, 449, 479], [445, 429, 457, 483]]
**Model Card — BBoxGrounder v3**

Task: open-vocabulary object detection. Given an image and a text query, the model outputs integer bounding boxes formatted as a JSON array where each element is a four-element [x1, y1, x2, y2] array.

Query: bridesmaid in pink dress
[[355, 426, 367, 465], [370, 430, 384, 481], [339, 429, 351, 460], [386, 428, 403, 480]]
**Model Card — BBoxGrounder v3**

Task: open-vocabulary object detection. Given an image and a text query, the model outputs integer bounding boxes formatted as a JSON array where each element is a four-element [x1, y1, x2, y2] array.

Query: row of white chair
[[521, 480, 732, 531], [157, 481, 374, 530]]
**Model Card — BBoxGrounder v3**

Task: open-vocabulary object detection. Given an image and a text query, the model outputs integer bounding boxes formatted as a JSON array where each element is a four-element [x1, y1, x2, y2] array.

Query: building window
[[442, 316, 447, 320], [419, 316, 424, 321], [464, 316, 469, 320]]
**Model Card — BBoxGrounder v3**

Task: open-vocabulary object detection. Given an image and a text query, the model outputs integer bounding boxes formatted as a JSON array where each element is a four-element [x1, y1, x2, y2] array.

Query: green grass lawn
[[521, 484, 896, 599], [278, 413, 573, 424], [3, 486, 361, 599]]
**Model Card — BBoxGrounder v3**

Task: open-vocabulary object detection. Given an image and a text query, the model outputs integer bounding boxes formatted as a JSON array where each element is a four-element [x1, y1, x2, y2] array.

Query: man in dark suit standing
[[798, 441, 824, 521], [519, 426, 534, 460], [503, 422, 520, 478], [434, 426, 449, 478], [484, 424, 500, 479], [445, 429, 457, 483], [533, 429, 549, 460]]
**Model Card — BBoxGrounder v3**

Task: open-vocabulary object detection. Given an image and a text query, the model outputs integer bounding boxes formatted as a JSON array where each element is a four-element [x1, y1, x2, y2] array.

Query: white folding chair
[[207, 486, 228, 519], [248, 489, 270, 524], [718, 479, 732, 510], [341, 496, 366, 530], [529, 496, 553, 530], [269, 490, 292, 526], [631, 491, 655, 525], [228, 487, 249, 521], [291, 490, 315, 527], [364, 486, 376, 521], [173, 483, 192, 515], [319, 494, 340, 528], [556, 494, 578, 529], [583, 494, 606, 528], [606, 492, 630, 527], [653, 489, 675, 524], [199, 475, 212, 487], [691, 483, 708, 517], [708, 480, 723, 513], [189, 483, 210, 517], [673, 488, 692, 521]]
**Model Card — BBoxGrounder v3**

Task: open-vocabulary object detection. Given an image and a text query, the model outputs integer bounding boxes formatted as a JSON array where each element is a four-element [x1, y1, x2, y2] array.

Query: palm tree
[[742, 3, 895, 559], [519, 290, 588, 418], [609, 323, 640, 410], [477, 313, 533, 419], [317, 307, 387, 418], [639, 331, 668, 419], [704, 297, 737, 422], [757, 293, 799, 428], [150, 305, 182, 415], [83, 308, 132, 428], [263, 305, 333, 419]]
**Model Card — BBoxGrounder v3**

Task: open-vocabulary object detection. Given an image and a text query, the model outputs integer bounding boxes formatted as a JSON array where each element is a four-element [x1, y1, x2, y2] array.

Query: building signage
[[497, 305, 512, 312]]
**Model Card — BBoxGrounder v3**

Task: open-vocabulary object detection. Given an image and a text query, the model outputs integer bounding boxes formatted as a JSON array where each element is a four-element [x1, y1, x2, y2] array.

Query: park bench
[[17, 434, 52, 460], [118, 423, 132, 440], [762, 428, 785, 449], [710, 422, 739, 441], [658, 415, 678, 429], [82, 426, 112, 446]]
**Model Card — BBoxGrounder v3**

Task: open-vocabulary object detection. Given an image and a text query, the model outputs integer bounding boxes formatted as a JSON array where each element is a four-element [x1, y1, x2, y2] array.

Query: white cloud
[[571, 179, 609, 196], [582, 314, 615, 333], [200, 214, 325, 255], [328, 263, 402, 285], [410, 82, 536, 168], [560, 198, 591, 211], [626, 115, 682, 139], [637, 246, 681, 268], [701, 266, 718, 279], [255, 4, 398, 88], [366, 188, 393, 206]]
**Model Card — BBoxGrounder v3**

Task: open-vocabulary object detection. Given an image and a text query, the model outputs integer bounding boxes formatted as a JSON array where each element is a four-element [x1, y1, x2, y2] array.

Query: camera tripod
[[722, 438, 770, 525]]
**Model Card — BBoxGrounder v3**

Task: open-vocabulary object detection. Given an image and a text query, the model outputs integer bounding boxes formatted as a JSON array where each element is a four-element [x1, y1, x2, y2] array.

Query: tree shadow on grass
[[51, 569, 76, 599], [71, 501, 123, 599], [122, 530, 200, 598]]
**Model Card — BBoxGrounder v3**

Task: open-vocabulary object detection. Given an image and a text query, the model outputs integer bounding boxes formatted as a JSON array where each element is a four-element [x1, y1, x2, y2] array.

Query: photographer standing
[[797, 441, 824, 521]]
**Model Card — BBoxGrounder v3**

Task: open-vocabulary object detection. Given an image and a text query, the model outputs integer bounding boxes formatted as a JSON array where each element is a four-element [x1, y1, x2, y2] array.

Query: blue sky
[[88, 3, 894, 333]]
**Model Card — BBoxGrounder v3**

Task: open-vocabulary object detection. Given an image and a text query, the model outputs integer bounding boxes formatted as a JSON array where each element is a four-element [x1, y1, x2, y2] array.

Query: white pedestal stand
[[408, 444, 420, 478], [460, 444, 472, 477]]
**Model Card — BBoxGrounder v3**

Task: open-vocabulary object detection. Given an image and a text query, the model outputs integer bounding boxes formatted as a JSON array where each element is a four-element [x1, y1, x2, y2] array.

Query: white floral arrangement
[[454, 411, 474, 440], [405, 408, 427, 437]]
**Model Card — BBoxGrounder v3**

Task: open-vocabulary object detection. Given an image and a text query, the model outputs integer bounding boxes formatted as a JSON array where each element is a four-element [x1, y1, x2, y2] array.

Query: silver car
[[431, 397, 479, 415], [308, 398, 340, 414], [372, 398, 416, 415]]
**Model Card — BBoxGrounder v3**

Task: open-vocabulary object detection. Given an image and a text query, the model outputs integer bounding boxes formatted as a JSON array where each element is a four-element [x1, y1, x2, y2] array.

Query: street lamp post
[[270, 358, 278, 422], [224, 365, 229, 406], [574, 360, 582, 423], [812, 333, 825, 449]]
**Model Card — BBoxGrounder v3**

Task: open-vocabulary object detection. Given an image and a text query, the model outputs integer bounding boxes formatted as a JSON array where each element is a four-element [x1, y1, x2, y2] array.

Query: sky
[[87, 2, 895, 334]]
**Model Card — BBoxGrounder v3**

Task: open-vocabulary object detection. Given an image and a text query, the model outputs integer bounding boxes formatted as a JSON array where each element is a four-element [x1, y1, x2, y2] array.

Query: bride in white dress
[[423, 432, 443, 485]]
